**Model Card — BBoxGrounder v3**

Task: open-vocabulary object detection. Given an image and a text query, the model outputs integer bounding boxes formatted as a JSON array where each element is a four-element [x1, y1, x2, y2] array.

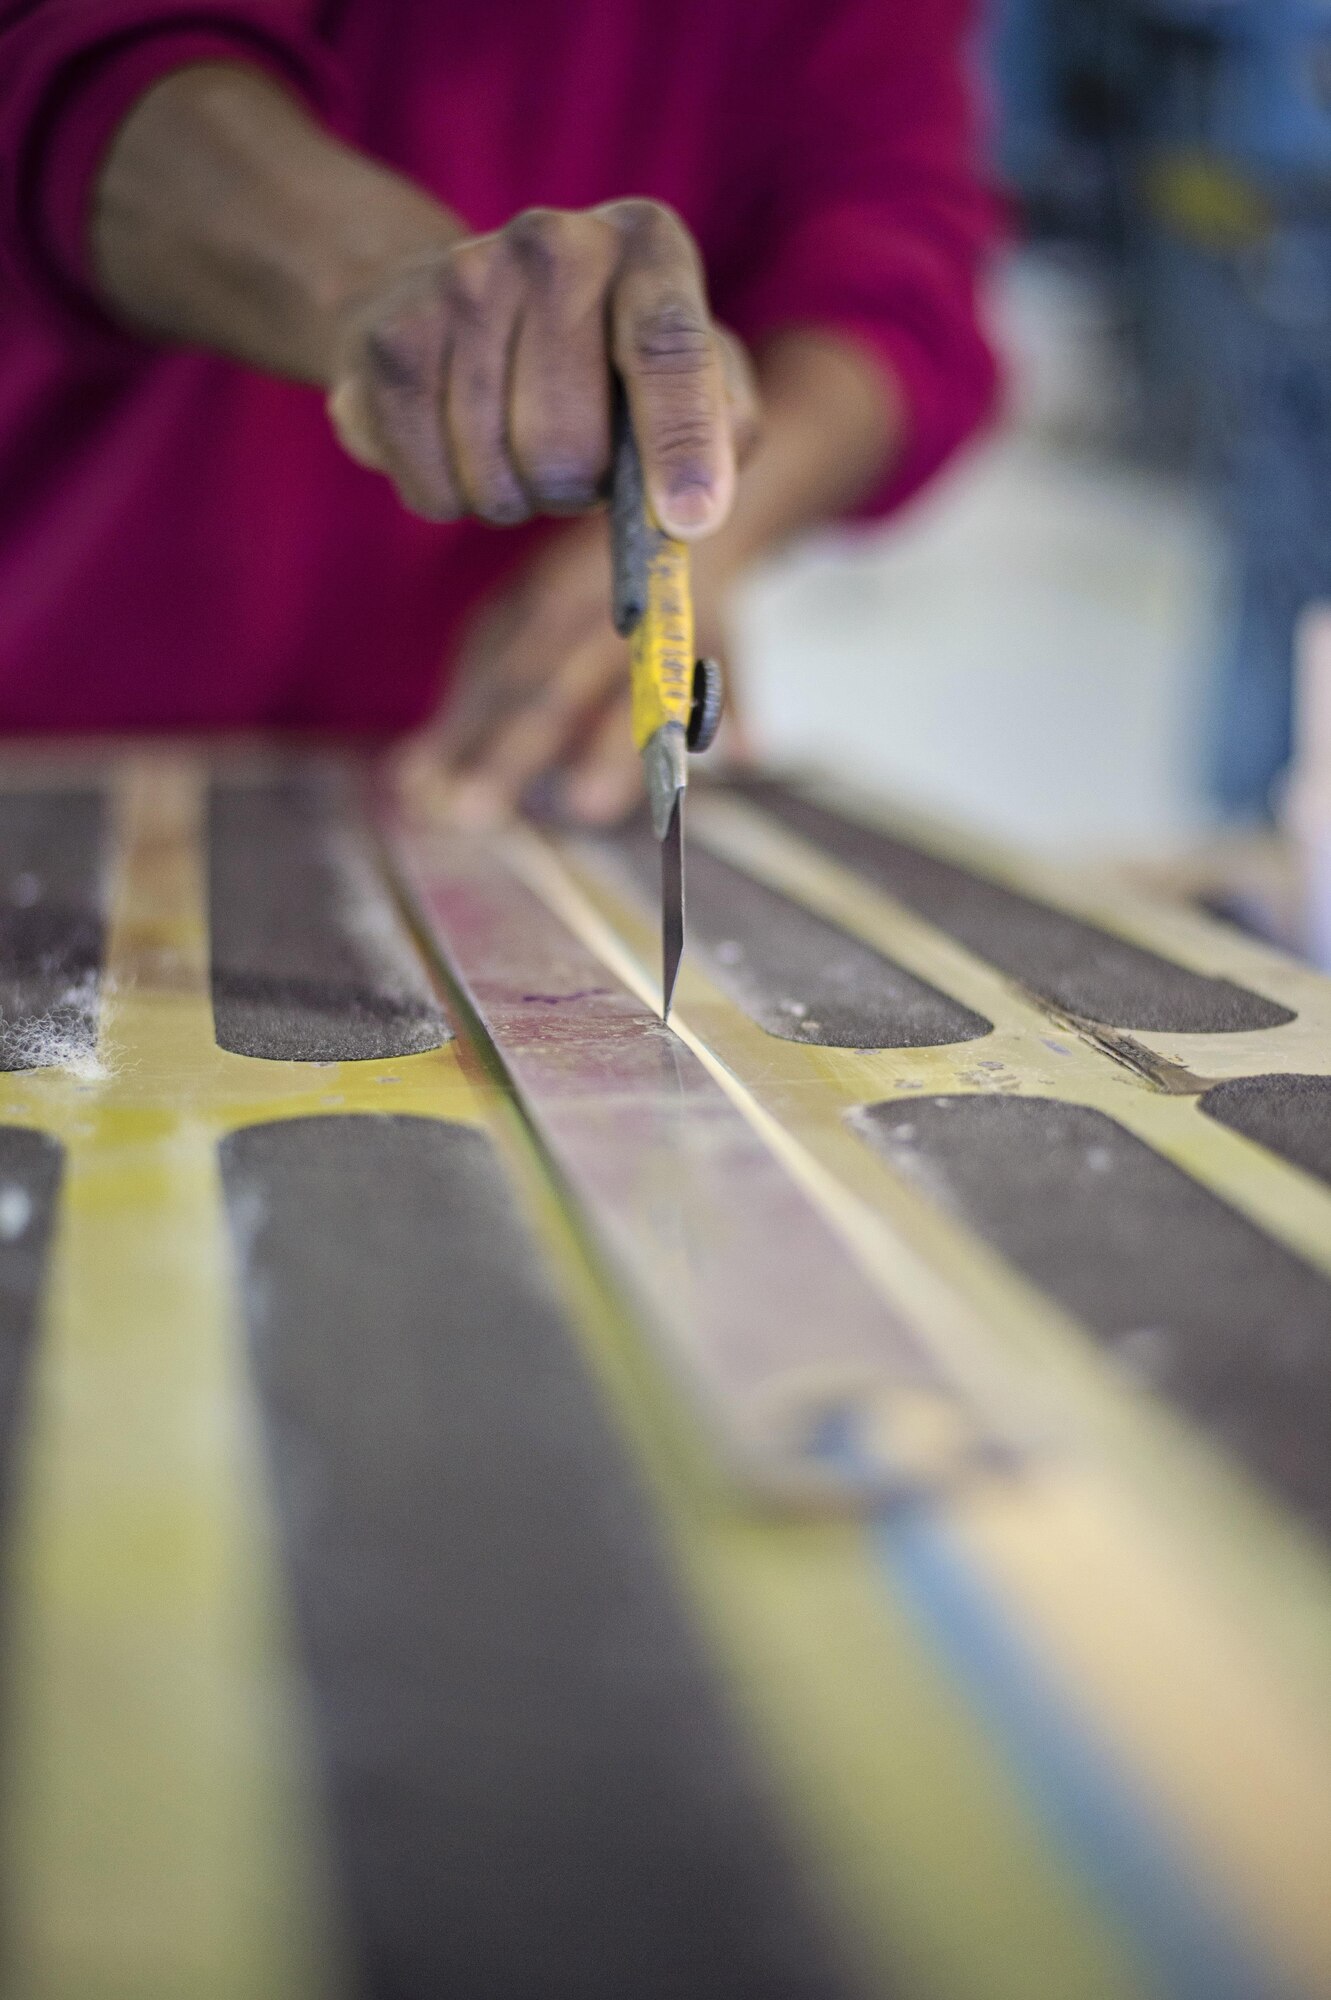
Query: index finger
[[596, 199, 734, 539]]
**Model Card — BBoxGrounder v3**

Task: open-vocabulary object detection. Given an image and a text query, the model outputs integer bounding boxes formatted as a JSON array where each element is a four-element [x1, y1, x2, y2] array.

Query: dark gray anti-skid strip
[[1200, 1074, 1331, 1190], [221, 1114, 862, 2000], [208, 771, 449, 1061], [0, 790, 106, 1072], [0, 1129, 61, 1491], [854, 1096, 1331, 1539], [608, 825, 990, 1048], [729, 779, 1292, 1034]]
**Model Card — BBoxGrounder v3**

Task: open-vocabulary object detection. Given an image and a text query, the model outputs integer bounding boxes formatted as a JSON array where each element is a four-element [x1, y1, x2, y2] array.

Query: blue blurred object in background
[[990, 0, 1331, 818]]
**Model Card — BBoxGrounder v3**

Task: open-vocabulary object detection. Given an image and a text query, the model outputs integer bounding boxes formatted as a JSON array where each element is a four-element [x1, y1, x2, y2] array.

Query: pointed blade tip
[[661, 793, 684, 1025]]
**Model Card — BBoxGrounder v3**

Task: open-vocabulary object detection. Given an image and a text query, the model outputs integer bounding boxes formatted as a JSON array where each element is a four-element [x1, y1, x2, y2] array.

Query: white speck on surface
[[714, 940, 743, 966], [9, 872, 40, 908], [0, 1186, 32, 1241], [1086, 1146, 1113, 1172]]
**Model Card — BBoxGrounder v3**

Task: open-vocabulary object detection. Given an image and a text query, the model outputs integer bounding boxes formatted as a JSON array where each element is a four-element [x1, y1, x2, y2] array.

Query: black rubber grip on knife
[[610, 381, 649, 637]]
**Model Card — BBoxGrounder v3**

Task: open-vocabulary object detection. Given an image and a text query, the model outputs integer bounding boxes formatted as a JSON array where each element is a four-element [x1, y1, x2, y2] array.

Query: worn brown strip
[[393, 834, 1001, 1503], [0, 791, 105, 1073], [208, 770, 449, 1062], [1200, 1074, 1331, 1190], [730, 779, 1291, 1035], [221, 1113, 863, 2000], [605, 825, 991, 1049], [854, 1096, 1331, 1539]]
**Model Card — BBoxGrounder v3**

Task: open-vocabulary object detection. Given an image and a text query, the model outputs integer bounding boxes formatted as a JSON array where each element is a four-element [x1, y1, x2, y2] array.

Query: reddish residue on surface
[[519, 988, 615, 1006]]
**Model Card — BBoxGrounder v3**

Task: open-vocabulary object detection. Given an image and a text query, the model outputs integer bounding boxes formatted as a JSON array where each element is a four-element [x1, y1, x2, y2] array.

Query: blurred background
[[743, 0, 1331, 940]]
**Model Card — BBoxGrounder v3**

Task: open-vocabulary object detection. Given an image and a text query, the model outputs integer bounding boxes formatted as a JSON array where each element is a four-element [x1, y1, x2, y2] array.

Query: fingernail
[[659, 485, 716, 535]]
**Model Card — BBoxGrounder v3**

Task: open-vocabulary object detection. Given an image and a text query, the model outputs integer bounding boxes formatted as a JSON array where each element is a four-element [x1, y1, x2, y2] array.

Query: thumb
[[327, 377, 390, 473]]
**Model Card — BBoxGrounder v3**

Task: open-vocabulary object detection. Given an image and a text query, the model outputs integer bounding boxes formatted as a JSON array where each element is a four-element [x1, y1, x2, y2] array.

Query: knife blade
[[661, 793, 684, 1020], [610, 387, 693, 1022]]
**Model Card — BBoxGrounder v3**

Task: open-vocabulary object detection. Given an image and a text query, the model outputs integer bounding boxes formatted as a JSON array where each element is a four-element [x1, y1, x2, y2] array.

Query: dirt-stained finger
[[598, 198, 732, 539], [562, 687, 644, 824], [506, 210, 618, 512], [446, 630, 629, 825], [442, 234, 530, 524], [338, 266, 463, 519]]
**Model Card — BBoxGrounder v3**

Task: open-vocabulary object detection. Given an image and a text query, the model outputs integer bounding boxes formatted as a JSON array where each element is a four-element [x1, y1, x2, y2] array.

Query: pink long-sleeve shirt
[[0, 0, 999, 734]]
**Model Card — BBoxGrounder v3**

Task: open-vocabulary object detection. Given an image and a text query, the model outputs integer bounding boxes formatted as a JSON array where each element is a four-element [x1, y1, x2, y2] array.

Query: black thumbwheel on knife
[[687, 657, 724, 753]]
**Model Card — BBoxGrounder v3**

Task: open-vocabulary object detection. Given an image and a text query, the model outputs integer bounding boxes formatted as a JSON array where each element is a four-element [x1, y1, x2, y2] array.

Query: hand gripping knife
[[609, 388, 724, 1021]]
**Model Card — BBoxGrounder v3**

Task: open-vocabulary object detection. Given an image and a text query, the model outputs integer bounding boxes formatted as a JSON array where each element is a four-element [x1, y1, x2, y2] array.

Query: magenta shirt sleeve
[[0, 2, 345, 340], [723, 0, 1003, 519]]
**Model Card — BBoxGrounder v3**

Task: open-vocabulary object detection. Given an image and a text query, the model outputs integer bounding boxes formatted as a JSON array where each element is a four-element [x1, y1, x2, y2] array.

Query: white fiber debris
[[0, 971, 109, 1081]]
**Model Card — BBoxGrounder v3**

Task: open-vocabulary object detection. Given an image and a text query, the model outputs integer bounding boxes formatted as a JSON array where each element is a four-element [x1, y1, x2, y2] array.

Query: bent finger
[[561, 688, 644, 824], [448, 632, 629, 825], [342, 277, 463, 520], [442, 234, 530, 524], [506, 208, 617, 512]]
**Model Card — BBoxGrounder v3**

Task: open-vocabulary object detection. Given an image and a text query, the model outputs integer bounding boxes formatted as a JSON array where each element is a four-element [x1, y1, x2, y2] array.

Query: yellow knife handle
[[610, 383, 696, 758], [630, 529, 695, 753]]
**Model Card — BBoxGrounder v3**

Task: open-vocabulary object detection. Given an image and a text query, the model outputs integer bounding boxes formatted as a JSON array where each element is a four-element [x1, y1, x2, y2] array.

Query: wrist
[[95, 62, 464, 384]]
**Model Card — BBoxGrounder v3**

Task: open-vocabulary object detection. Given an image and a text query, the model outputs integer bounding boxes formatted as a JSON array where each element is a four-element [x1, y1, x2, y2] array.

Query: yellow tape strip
[[540, 813, 1331, 2000], [678, 792, 1331, 1697], [0, 754, 487, 1997], [0, 758, 339, 1998], [486, 1103, 1155, 2000], [421, 826, 1155, 2000]]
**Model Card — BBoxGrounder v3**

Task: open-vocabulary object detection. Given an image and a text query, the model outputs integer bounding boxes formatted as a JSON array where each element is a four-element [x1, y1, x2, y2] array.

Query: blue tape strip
[[871, 1500, 1295, 2000]]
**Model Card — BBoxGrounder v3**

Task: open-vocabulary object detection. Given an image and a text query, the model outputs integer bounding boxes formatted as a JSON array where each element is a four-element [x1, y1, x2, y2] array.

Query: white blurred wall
[[739, 251, 1226, 856]]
